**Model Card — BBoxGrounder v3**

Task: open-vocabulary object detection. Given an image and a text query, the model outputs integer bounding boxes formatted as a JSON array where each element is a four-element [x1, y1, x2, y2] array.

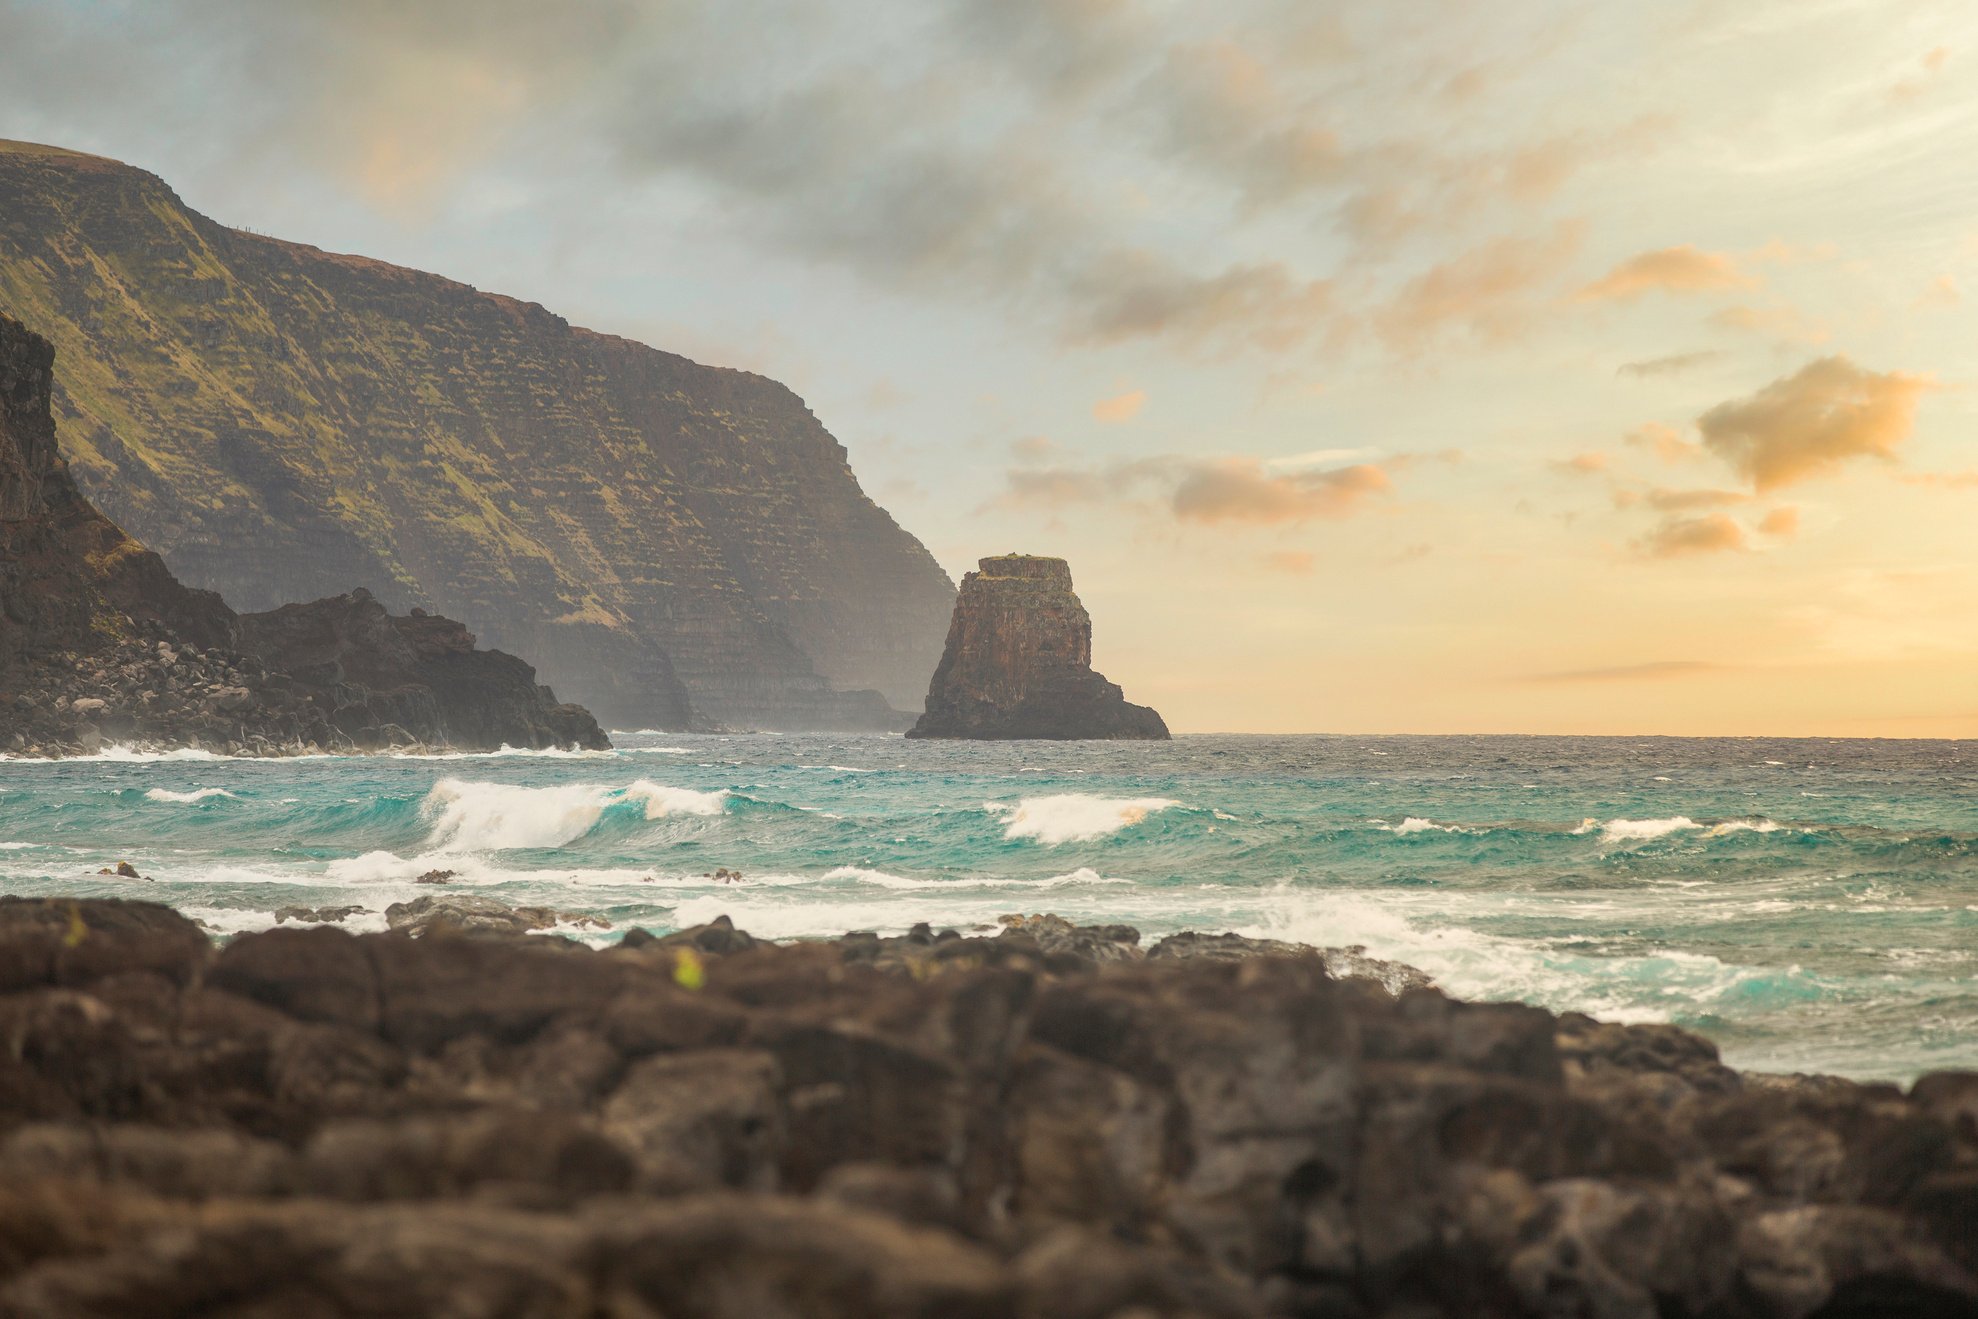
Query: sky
[[3, 0, 1976, 736]]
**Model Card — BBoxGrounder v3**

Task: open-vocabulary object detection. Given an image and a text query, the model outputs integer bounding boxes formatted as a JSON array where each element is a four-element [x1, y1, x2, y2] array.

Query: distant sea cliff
[[0, 139, 956, 732]]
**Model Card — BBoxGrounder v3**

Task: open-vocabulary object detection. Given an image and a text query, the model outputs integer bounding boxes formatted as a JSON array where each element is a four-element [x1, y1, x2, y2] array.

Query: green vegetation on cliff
[[0, 139, 955, 730]]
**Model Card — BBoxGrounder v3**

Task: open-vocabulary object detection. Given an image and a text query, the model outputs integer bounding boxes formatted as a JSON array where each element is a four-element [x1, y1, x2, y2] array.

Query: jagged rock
[[0, 139, 956, 732], [383, 895, 560, 938], [0, 896, 1973, 1317], [908, 555, 1168, 740], [0, 312, 606, 756], [272, 906, 367, 926]]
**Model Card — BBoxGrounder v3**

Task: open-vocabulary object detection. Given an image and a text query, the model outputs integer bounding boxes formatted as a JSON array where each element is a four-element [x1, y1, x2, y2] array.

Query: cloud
[[1888, 45, 1951, 102], [1064, 254, 1333, 350], [1915, 274, 1961, 309], [1010, 434, 1061, 462], [1091, 388, 1146, 423], [1625, 423, 1703, 464], [1696, 356, 1934, 491], [1641, 487, 1749, 511], [1894, 469, 1978, 490], [1139, 39, 1343, 212], [1266, 447, 1378, 472], [1578, 245, 1756, 302], [1171, 459, 1391, 524], [1552, 452, 1609, 476], [1707, 304, 1829, 345], [1374, 221, 1586, 350], [1261, 550, 1316, 574], [1637, 513, 1749, 558], [1521, 659, 1726, 684], [1758, 506, 1800, 537], [1618, 350, 1722, 378], [994, 450, 1393, 526], [995, 466, 1114, 508]]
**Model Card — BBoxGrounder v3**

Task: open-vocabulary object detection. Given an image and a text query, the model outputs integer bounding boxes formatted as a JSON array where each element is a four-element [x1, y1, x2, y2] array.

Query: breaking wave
[[144, 787, 239, 804], [990, 794, 1182, 844]]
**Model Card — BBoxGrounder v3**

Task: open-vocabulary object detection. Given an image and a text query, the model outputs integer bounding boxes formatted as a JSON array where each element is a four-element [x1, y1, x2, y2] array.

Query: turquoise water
[[2, 732, 1973, 1083]]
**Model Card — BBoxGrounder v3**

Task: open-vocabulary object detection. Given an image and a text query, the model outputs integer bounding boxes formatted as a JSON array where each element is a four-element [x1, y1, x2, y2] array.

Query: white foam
[[623, 780, 728, 818], [1389, 816, 1448, 835], [1709, 818, 1783, 836], [144, 787, 238, 804], [992, 794, 1181, 845], [392, 745, 616, 761], [422, 779, 616, 851], [0, 842, 41, 851], [821, 865, 926, 889], [1600, 816, 1701, 843], [415, 778, 728, 851], [622, 747, 691, 755]]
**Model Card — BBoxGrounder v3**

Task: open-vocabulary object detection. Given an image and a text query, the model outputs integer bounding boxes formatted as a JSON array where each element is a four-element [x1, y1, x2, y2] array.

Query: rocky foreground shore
[[0, 898, 1972, 1317]]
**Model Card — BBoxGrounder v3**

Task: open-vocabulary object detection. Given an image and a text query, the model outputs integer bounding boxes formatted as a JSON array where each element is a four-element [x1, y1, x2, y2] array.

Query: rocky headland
[[0, 312, 604, 756], [0, 893, 1967, 1316], [910, 555, 1169, 740], [0, 139, 956, 732]]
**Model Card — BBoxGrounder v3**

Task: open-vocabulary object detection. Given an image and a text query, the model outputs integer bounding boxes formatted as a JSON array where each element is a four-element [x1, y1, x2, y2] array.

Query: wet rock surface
[[0, 894, 1969, 1317], [909, 555, 1168, 740], [0, 313, 606, 757]]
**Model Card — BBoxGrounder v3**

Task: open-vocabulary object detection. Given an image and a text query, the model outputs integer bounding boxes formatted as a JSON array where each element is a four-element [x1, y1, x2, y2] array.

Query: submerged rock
[[907, 555, 1168, 740], [0, 894, 1973, 1317]]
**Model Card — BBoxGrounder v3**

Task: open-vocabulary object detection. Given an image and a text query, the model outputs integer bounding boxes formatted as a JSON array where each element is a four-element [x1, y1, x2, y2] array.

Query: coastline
[[0, 894, 1971, 1315]]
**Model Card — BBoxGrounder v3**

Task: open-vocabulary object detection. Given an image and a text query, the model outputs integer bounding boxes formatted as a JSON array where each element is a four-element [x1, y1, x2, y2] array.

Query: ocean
[[2, 732, 1972, 1084]]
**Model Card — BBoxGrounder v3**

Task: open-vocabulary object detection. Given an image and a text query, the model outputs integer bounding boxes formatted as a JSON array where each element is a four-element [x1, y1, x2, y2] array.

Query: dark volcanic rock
[[0, 895, 1972, 1317], [0, 312, 606, 756], [0, 139, 955, 732], [239, 589, 605, 752], [908, 555, 1168, 740]]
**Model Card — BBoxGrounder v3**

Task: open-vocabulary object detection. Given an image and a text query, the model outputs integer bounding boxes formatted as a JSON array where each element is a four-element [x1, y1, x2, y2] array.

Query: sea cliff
[[0, 312, 604, 755], [0, 139, 955, 731], [910, 555, 1169, 740]]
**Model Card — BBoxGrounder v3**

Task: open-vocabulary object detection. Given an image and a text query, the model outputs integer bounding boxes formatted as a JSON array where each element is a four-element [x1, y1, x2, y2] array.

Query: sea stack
[[907, 554, 1168, 740]]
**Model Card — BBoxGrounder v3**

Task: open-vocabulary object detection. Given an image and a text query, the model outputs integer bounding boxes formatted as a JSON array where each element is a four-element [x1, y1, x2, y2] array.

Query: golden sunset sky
[[3, 0, 1975, 734]]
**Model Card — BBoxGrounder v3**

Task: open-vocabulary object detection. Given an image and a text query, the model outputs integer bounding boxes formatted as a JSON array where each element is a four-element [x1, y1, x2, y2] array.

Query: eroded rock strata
[[0, 139, 956, 731], [910, 555, 1169, 740], [0, 895, 1970, 1317], [0, 312, 604, 755]]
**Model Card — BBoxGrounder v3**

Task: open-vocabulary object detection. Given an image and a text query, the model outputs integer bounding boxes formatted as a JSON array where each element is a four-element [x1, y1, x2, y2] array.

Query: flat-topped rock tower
[[907, 555, 1169, 740]]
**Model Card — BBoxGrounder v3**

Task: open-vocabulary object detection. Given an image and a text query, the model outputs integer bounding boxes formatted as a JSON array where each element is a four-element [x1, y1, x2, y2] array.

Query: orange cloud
[[1262, 550, 1316, 574], [1708, 304, 1829, 344], [1171, 459, 1391, 524], [1552, 452, 1609, 476], [1697, 356, 1934, 491], [1374, 221, 1585, 349], [1759, 506, 1800, 537], [1625, 423, 1703, 464], [1915, 274, 1961, 309], [1644, 487, 1749, 511], [1618, 350, 1722, 378], [1521, 660, 1726, 684], [1639, 513, 1748, 557], [1888, 46, 1951, 102], [1092, 389, 1146, 423], [1578, 246, 1756, 302]]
